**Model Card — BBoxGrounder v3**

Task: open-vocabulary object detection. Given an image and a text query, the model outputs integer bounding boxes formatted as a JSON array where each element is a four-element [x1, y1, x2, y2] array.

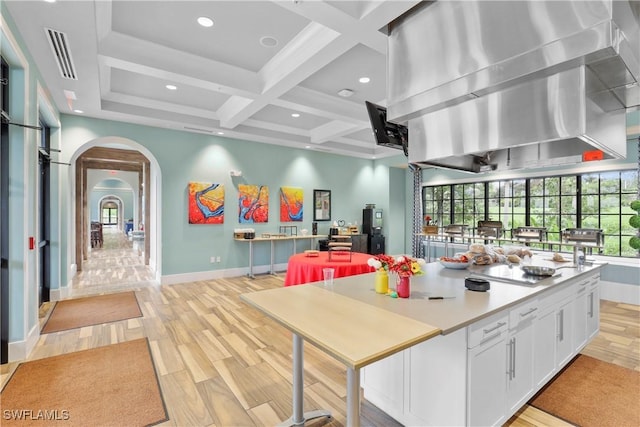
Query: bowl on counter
[[438, 256, 472, 270]]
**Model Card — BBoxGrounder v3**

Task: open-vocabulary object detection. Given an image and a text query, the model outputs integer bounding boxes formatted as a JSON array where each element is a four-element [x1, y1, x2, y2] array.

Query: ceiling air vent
[[184, 126, 214, 134], [45, 28, 77, 80]]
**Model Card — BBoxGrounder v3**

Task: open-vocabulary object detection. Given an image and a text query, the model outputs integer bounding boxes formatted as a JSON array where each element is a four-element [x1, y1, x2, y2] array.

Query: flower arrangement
[[367, 254, 396, 272], [389, 255, 426, 277], [424, 215, 432, 225]]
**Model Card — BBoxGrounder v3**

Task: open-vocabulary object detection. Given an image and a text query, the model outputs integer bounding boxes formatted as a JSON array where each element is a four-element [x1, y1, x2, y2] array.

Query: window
[[102, 204, 118, 225], [423, 168, 638, 257]]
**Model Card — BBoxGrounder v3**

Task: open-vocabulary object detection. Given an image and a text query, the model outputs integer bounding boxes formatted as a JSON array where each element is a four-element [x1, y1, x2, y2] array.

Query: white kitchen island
[[242, 257, 602, 426], [352, 260, 602, 426]]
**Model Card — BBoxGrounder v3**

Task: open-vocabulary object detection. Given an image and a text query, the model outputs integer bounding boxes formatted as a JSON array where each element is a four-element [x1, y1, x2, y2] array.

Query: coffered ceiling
[[4, 0, 422, 159]]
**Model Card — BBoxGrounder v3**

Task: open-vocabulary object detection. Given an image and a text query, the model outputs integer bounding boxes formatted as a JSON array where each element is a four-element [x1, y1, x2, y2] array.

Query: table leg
[[248, 241, 255, 279], [346, 366, 361, 427], [278, 334, 331, 427], [270, 241, 276, 275]]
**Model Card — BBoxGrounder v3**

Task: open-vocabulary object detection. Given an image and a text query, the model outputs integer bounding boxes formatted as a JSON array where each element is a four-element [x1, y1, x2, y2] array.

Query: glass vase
[[374, 269, 389, 294], [397, 275, 411, 298]]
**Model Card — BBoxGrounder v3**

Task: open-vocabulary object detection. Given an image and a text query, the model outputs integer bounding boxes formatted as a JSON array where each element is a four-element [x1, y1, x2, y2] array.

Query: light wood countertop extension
[[241, 285, 441, 370]]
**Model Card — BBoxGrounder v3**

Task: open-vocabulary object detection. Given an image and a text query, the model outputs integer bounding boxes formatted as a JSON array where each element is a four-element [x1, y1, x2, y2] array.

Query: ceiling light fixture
[[74, 109, 83, 114], [291, 113, 300, 118], [337, 88, 354, 97], [197, 16, 214, 28], [217, 132, 224, 135], [359, 77, 371, 84], [165, 84, 177, 90], [260, 36, 278, 48]]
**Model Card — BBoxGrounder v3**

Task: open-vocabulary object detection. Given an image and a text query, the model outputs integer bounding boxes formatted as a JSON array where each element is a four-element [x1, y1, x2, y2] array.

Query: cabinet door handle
[[557, 309, 564, 342], [519, 307, 538, 317], [512, 337, 516, 379], [483, 321, 506, 335], [507, 339, 513, 380], [588, 292, 594, 317]]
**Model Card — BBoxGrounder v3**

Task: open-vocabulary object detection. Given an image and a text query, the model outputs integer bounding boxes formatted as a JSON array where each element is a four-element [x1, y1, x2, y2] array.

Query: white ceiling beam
[[218, 22, 354, 128], [310, 120, 361, 144], [99, 32, 261, 97], [272, 0, 387, 54]]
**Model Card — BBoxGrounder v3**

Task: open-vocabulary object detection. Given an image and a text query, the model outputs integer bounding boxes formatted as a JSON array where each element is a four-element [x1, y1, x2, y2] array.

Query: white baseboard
[[8, 323, 40, 362], [600, 280, 640, 305], [161, 263, 288, 285], [50, 285, 70, 301]]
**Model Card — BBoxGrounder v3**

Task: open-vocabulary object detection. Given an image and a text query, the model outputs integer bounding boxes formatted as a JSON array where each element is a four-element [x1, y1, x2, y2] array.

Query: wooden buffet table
[[284, 252, 373, 286], [240, 285, 441, 427]]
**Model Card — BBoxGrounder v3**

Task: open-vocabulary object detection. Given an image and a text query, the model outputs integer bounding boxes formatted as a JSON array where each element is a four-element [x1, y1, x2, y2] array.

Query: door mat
[[42, 291, 142, 333], [529, 354, 640, 427], [0, 338, 168, 426]]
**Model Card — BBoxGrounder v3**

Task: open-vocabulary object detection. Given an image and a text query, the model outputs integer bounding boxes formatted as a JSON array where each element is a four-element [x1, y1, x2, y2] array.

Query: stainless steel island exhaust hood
[[387, 0, 640, 173]]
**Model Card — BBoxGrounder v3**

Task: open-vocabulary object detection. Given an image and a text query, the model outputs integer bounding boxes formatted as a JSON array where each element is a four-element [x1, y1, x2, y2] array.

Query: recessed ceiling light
[[305, 146, 311, 149], [260, 36, 278, 48], [291, 113, 300, 118], [43, 0, 56, 3], [359, 77, 371, 84], [217, 132, 224, 135], [197, 16, 214, 28], [165, 84, 177, 90], [337, 88, 354, 97], [74, 109, 83, 113]]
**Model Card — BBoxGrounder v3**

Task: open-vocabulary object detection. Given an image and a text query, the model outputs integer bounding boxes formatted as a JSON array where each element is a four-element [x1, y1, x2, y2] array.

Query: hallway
[[69, 225, 157, 297]]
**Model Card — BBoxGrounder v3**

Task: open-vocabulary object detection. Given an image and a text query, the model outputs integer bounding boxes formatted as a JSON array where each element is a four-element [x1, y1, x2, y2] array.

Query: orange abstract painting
[[238, 184, 269, 223], [188, 182, 224, 224], [280, 186, 303, 222]]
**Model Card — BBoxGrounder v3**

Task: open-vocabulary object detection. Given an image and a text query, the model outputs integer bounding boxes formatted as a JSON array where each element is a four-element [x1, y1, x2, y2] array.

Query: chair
[[90, 221, 103, 248], [328, 239, 352, 261]]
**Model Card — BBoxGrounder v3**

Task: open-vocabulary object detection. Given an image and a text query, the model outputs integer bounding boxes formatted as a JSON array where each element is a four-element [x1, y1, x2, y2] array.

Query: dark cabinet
[[350, 234, 368, 253], [368, 235, 385, 255]]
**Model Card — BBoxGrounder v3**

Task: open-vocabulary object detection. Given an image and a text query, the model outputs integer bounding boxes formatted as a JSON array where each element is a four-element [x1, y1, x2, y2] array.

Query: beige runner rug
[[42, 291, 142, 333], [529, 354, 640, 427], [0, 338, 168, 426]]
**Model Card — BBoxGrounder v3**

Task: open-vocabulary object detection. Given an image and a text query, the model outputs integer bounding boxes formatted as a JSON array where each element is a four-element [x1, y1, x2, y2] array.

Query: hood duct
[[387, 0, 640, 172]]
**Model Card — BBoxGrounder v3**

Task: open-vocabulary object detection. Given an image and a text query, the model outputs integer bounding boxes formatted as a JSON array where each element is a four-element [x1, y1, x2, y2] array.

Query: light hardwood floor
[[2, 229, 638, 426]]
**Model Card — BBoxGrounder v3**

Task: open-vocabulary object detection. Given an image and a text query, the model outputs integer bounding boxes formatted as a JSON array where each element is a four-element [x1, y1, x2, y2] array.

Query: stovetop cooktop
[[468, 263, 561, 285]]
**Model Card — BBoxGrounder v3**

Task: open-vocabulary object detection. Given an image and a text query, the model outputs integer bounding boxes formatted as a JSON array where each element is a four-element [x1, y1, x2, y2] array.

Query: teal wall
[[1, 3, 62, 350], [59, 114, 410, 278]]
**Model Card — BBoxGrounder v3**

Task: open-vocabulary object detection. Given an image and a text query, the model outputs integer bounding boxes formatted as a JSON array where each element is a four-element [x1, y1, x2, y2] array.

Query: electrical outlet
[[216, 256, 221, 263], [210, 256, 216, 263]]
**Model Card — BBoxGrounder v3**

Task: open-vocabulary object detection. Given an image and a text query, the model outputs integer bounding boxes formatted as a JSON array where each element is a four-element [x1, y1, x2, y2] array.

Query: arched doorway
[[68, 138, 162, 285]]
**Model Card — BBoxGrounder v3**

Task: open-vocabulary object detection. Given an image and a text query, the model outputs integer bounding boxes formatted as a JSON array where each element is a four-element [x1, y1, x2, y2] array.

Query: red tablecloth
[[284, 252, 374, 286]]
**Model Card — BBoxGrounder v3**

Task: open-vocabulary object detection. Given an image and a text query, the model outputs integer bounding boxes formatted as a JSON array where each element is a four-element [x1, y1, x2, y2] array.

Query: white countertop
[[317, 258, 604, 334]]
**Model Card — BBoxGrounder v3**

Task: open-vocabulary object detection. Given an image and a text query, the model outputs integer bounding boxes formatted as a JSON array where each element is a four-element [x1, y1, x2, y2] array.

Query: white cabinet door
[[533, 306, 557, 388], [406, 328, 467, 427], [507, 320, 534, 414], [556, 296, 574, 367], [361, 350, 405, 422], [587, 284, 600, 340], [467, 312, 509, 426], [468, 334, 508, 426], [573, 277, 591, 351]]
